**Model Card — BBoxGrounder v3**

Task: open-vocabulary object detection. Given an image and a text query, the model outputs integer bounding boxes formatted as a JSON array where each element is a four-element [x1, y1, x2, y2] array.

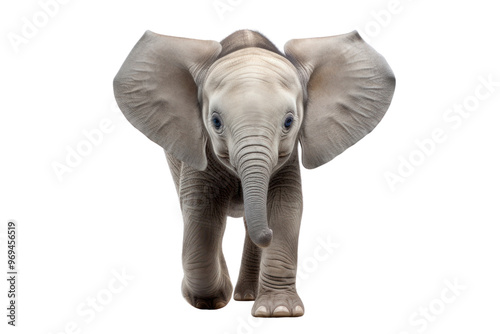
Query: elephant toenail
[[272, 306, 291, 316], [293, 305, 304, 316], [254, 306, 268, 316], [243, 293, 255, 300], [195, 301, 209, 309], [215, 301, 227, 309]]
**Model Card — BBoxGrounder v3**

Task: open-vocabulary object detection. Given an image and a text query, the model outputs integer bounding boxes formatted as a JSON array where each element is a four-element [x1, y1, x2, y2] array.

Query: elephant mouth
[[274, 149, 295, 171], [214, 152, 238, 176], [278, 151, 291, 158]]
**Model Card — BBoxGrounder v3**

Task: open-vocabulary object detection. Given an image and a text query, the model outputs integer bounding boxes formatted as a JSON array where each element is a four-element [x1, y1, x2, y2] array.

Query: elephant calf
[[113, 29, 395, 317]]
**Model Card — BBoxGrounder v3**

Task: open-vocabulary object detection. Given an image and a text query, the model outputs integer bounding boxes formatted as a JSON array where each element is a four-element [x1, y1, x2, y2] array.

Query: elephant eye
[[284, 115, 294, 129], [212, 114, 223, 131]]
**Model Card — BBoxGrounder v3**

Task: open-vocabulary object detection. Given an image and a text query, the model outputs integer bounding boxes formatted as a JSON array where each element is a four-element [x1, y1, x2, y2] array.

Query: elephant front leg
[[251, 166, 304, 317], [180, 178, 233, 309]]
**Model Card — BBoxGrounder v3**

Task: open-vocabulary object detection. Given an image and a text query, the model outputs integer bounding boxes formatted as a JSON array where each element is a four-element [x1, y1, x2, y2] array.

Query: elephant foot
[[182, 275, 233, 310], [234, 280, 258, 301], [251, 290, 304, 317]]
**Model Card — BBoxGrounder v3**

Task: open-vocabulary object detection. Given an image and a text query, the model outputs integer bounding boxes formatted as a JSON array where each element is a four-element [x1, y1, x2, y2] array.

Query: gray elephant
[[113, 29, 395, 317]]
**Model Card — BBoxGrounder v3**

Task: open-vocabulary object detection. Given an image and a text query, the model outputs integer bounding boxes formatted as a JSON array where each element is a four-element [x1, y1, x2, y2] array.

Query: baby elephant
[[113, 30, 395, 317]]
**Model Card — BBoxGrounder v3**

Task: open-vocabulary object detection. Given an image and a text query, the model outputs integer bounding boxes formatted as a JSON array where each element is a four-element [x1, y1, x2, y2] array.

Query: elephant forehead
[[205, 48, 302, 93]]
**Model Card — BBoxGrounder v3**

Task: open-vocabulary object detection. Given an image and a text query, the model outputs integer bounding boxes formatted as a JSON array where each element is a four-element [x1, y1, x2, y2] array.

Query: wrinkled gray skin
[[113, 30, 395, 317]]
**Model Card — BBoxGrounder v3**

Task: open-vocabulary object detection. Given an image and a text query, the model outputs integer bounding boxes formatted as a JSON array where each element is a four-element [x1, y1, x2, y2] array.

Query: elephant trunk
[[234, 139, 275, 248]]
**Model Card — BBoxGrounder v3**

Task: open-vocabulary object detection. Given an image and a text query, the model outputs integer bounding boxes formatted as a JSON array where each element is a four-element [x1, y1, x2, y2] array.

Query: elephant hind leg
[[234, 220, 262, 301]]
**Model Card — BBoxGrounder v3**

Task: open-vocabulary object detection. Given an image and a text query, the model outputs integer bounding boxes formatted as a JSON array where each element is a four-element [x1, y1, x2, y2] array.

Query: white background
[[1, 0, 499, 333]]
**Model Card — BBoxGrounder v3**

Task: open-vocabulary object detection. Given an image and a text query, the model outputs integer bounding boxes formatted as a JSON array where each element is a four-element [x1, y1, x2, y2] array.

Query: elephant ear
[[113, 31, 221, 170], [285, 31, 395, 169]]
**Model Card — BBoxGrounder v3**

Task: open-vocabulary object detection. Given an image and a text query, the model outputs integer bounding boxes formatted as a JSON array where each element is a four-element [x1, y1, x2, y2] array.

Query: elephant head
[[113, 30, 395, 247]]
